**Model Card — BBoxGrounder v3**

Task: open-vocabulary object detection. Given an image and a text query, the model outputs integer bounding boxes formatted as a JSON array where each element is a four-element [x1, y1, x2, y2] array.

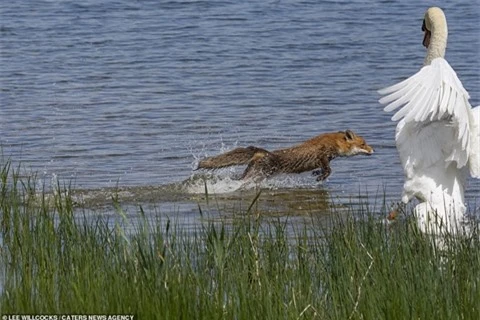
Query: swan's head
[[422, 7, 447, 48]]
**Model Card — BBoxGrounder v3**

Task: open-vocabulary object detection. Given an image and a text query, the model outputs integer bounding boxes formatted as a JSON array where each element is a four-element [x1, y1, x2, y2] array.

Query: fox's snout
[[347, 144, 374, 156], [363, 146, 374, 155]]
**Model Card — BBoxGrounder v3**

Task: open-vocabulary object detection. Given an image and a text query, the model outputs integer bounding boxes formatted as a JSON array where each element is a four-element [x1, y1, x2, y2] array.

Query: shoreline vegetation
[[1, 161, 479, 319]]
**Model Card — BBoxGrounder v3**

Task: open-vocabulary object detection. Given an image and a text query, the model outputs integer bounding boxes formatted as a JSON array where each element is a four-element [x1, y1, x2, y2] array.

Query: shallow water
[[1, 0, 479, 218]]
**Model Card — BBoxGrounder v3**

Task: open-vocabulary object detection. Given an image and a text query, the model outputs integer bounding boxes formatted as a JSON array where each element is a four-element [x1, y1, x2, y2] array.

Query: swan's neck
[[424, 19, 448, 65], [424, 33, 447, 65]]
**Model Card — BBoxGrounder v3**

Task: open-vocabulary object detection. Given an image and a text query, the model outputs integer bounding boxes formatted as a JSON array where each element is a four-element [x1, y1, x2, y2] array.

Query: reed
[[0, 161, 479, 319]]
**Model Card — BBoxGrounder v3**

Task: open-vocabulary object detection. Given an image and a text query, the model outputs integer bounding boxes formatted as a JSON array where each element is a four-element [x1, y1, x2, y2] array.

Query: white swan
[[378, 7, 480, 234]]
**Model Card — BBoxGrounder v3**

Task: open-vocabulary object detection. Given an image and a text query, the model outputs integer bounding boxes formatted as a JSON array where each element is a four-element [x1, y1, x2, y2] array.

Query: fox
[[196, 130, 374, 182]]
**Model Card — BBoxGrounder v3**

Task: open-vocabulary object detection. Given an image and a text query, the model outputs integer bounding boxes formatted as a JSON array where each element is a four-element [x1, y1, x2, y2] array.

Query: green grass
[[1, 161, 479, 319]]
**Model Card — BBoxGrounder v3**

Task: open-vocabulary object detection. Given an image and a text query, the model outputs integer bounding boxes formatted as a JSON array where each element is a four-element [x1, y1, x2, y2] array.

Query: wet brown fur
[[197, 130, 374, 181]]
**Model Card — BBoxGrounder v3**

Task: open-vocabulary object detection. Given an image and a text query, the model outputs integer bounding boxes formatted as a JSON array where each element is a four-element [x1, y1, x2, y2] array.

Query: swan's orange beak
[[422, 19, 431, 48]]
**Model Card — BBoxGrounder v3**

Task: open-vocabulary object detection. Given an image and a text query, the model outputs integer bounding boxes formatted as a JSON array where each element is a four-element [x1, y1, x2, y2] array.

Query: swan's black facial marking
[[421, 19, 430, 48]]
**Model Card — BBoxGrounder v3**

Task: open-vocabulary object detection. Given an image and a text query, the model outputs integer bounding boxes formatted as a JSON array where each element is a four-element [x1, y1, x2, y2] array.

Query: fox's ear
[[345, 130, 356, 141]]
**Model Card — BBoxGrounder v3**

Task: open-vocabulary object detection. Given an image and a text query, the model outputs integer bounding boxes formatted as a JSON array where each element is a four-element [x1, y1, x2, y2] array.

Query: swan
[[378, 7, 480, 234]]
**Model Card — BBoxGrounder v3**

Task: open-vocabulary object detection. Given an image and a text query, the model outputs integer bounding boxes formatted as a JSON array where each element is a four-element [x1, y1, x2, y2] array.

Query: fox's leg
[[241, 161, 264, 181], [313, 157, 331, 181], [241, 152, 279, 181]]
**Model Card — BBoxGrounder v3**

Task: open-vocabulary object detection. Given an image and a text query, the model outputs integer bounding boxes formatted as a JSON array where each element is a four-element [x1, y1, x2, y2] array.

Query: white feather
[[379, 57, 474, 169], [469, 106, 480, 178]]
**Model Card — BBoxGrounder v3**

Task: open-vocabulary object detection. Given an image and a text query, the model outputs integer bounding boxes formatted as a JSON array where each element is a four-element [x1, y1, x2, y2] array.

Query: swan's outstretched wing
[[379, 57, 474, 170]]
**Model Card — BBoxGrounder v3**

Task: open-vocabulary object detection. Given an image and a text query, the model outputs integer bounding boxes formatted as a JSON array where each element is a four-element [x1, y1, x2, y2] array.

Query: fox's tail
[[197, 146, 269, 170]]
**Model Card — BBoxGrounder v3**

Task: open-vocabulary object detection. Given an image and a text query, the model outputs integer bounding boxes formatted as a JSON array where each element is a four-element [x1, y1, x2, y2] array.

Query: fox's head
[[339, 130, 374, 156]]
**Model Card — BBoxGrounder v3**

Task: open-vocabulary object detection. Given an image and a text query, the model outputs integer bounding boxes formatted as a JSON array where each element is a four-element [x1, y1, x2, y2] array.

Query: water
[[1, 0, 479, 215]]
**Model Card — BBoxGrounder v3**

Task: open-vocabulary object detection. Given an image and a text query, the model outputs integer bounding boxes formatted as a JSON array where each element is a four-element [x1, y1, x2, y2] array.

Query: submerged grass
[[1, 161, 479, 319]]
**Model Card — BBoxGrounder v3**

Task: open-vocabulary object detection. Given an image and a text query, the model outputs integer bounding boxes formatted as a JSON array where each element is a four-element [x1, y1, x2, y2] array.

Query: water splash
[[182, 167, 328, 195], [182, 172, 246, 194]]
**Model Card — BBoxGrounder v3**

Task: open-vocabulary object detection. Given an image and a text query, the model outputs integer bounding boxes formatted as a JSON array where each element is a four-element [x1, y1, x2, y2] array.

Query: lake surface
[[1, 0, 479, 217]]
